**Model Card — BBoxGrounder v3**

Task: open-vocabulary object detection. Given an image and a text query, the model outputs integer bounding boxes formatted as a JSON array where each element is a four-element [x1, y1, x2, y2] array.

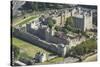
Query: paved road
[[64, 57, 79, 63], [83, 54, 97, 62]]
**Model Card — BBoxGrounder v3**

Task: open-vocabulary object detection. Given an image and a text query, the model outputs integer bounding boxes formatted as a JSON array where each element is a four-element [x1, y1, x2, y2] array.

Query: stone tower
[[83, 10, 93, 31], [58, 44, 69, 56], [60, 11, 66, 27]]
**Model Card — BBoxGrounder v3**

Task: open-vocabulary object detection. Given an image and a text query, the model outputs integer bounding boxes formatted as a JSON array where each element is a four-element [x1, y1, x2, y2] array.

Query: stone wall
[[48, 36, 68, 45], [13, 28, 68, 56], [26, 23, 69, 45]]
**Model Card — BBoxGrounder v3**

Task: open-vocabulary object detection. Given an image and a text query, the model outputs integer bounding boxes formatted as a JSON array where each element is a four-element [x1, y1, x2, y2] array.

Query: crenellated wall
[[13, 27, 69, 57]]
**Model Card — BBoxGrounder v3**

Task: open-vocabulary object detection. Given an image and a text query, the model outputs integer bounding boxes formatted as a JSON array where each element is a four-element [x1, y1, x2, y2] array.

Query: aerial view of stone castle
[[11, 1, 97, 66]]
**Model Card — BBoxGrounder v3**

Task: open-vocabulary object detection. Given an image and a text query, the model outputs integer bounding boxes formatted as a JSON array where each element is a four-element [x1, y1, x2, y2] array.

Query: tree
[[55, 26, 61, 31], [47, 18, 56, 28], [62, 28, 68, 34], [70, 39, 97, 56], [65, 17, 73, 26]]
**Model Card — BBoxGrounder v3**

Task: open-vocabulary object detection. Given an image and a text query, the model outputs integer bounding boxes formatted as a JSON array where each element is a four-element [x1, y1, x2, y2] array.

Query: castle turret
[[45, 27, 51, 42], [58, 44, 69, 56]]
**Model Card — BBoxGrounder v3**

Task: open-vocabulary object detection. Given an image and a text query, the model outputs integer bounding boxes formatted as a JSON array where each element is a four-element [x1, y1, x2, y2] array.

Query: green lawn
[[12, 37, 64, 64], [12, 37, 51, 58], [13, 15, 37, 26], [13, 12, 37, 23], [18, 16, 37, 25]]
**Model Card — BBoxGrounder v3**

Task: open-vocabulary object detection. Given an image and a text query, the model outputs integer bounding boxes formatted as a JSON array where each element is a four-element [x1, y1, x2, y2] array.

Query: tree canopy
[[70, 38, 97, 56], [47, 18, 56, 28]]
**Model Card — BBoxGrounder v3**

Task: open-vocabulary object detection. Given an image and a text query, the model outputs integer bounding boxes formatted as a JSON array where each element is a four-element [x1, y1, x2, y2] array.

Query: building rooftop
[[72, 7, 92, 18]]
